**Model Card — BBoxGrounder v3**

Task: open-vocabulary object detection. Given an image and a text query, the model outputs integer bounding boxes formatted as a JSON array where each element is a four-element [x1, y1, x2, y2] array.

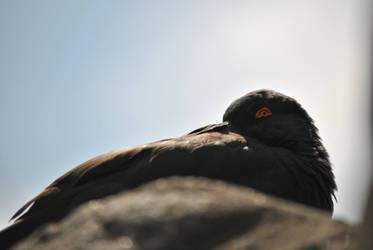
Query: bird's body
[[0, 90, 336, 248]]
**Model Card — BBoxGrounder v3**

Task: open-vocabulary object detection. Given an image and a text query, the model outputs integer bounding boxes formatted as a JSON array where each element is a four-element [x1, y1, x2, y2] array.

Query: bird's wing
[[186, 121, 229, 135], [11, 122, 251, 223], [10, 144, 148, 221]]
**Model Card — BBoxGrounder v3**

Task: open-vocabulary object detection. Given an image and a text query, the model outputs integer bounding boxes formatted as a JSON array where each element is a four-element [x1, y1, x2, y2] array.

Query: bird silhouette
[[0, 89, 336, 248]]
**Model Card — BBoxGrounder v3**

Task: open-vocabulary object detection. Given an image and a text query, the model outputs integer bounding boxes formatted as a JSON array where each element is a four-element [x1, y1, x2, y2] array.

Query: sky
[[0, 1, 371, 230]]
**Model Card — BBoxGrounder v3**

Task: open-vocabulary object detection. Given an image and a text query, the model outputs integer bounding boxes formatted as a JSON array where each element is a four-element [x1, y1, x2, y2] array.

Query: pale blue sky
[[0, 1, 371, 230]]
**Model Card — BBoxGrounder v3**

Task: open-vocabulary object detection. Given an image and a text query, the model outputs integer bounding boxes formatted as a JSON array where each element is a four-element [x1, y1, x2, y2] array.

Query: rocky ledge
[[11, 177, 357, 250]]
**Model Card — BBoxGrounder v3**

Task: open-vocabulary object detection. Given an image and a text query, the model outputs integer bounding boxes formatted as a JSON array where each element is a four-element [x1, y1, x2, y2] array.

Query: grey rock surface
[[11, 177, 356, 250], [357, 183, 373, 250]]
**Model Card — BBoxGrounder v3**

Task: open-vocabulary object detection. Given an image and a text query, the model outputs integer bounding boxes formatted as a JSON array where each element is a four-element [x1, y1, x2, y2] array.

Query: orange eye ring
[[255, 107, 272, 118]]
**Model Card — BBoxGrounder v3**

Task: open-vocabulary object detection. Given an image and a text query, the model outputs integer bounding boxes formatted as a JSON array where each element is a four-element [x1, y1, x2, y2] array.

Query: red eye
[[255, 107, 272, 118]]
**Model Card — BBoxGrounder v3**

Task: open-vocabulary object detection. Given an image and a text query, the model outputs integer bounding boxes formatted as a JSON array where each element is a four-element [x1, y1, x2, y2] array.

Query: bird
[[0, 89, 336, 248]]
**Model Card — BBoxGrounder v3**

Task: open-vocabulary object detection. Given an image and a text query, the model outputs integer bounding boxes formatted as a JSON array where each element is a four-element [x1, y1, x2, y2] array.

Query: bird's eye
[[255, 107, 272, 118]]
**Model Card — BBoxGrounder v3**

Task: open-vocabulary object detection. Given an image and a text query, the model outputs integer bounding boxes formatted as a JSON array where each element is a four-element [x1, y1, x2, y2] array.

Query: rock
[[357, 183, 373, 250], [10, 177, 356, 250]]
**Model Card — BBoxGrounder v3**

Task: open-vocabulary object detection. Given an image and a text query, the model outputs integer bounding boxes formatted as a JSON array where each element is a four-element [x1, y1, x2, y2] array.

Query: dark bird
[[0, 89, 336, 248]]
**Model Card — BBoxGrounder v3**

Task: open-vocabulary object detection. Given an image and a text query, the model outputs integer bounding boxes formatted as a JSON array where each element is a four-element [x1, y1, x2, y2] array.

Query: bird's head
[[223, 89, 327, 159], [223, 89, 336, 211]]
